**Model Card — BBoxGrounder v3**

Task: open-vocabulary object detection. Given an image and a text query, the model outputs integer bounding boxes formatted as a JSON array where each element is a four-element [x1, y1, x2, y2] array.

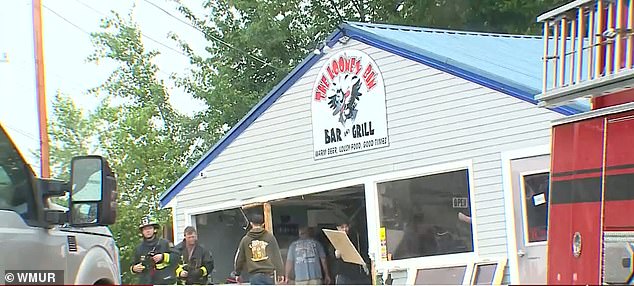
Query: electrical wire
[[42, 4, 91, 35], [3, 124, 40, 142], [45, 2, 188, 58], [41, 3, 178, 79], [141, 0, 283, 70], [74, 0, 189, 57], [327, 0, 346, 24]]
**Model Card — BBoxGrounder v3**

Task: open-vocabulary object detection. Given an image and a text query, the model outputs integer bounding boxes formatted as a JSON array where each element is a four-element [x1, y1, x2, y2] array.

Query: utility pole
[[32, 0, 50, 178]]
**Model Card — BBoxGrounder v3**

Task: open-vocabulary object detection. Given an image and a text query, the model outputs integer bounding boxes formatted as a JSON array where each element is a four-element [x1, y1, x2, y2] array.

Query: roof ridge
[[346, 21, 543, 40]]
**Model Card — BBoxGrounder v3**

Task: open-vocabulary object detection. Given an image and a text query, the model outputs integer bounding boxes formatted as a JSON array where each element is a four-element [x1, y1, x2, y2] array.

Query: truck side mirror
[[69, 156, 117, 226]]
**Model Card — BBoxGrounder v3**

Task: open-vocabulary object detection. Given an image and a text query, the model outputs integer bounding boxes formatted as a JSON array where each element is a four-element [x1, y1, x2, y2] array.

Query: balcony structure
[[537, 0, 634, 108]]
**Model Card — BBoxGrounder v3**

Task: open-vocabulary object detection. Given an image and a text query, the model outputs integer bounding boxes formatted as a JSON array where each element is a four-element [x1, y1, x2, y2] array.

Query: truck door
[[602, 111, 634, 284], [0, 127, 68, 284], [548, 117, 605, 284]]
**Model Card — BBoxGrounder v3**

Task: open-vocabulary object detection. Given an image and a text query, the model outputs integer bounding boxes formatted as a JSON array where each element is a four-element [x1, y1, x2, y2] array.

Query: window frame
[[179, 160, 479, 278], [402, 256, 507, 285], [405, 260, 474, 285], [370, 160, 478, 272], [519, 169, 550, 246], [469, 257, 507, 285]]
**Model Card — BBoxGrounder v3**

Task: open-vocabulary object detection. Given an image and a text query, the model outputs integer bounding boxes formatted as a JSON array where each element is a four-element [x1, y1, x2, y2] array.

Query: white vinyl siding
[[173, 39, 562, 269]]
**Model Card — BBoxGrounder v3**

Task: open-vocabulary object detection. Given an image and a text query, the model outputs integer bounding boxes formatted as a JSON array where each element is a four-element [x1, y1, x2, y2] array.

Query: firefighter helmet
[[139, 215, 159, 229]]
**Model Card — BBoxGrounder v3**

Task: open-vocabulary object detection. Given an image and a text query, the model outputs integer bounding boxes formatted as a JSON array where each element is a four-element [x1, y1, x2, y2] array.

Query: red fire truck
[[537, 0, 634, 284]]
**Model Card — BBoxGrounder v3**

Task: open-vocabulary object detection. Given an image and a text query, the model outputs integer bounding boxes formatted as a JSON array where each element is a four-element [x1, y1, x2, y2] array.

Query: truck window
[[0, 127, 37, 224]]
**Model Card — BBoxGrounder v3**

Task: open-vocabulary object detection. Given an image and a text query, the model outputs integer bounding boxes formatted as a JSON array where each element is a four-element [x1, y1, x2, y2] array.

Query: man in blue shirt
[[285, 227, 331, 285]]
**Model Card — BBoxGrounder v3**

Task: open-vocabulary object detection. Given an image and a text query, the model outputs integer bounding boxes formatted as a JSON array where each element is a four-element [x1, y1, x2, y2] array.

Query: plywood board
[[322, 229, 366, 265]]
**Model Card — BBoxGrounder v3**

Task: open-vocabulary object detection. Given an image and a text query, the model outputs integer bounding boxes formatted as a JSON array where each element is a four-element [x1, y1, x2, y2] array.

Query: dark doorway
[[193, 208, 248, 284], [270, 185, 371, 284]]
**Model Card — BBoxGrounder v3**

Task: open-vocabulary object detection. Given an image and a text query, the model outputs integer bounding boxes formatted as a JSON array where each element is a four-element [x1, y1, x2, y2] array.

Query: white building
[[159, 22, 586, 285]]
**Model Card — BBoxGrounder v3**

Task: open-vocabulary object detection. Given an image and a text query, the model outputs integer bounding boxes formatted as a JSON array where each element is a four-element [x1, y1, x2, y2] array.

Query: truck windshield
[[0, 125, 37, 223]]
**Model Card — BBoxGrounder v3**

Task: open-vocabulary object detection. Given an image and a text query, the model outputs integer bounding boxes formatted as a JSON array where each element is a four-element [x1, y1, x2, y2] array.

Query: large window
[[378, 169, 473, 260]]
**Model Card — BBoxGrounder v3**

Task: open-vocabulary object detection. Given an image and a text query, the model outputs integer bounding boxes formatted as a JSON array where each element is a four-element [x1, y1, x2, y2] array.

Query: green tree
[[48, 92, 98, 181], [43, 92, 99, 207], [173, 0, 568, 152], [46, 11, 195, 284], [87, 12, 191, 284]]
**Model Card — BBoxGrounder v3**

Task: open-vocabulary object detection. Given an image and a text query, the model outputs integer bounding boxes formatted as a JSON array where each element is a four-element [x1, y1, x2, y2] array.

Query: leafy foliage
[[48, 13, 191, 284], [48, 92, 98, 181], [174, 0, 569, 152], [86, 13, 193, 284]]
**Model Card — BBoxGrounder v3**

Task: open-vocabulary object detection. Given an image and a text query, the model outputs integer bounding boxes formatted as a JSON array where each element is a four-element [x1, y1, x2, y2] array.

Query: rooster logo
[[327, 74, 362, 125]]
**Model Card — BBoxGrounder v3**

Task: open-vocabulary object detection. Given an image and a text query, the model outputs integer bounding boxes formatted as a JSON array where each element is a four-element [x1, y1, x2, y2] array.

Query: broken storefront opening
[[190, 167, 505, 284], [191, 186, 371, 284]]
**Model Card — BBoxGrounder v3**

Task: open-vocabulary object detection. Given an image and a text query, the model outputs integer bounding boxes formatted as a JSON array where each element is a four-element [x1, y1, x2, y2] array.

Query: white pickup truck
[[0, 124, 120, 285]]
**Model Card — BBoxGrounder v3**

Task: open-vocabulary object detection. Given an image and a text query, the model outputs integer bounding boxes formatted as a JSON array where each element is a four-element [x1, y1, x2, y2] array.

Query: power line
[[47, 1, 188, 58], [3, 124, 40, 142], [141, 0, 282, 70], [71, 0, 104, 16], [144, 33, 189, 57], [41, 2, 182, 79], [42, 4, 91, 35], [327, 0, 346, 24]]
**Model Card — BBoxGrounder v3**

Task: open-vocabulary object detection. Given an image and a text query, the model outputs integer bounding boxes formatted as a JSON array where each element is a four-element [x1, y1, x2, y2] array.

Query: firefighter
[[175, 226, 214, 285], [130, 215, 179, 285]]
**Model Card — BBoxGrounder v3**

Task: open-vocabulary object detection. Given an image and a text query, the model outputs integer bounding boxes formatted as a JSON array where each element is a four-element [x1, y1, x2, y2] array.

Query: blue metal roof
[[349, 22, 547, 96], [159, 22, 585, 207], [345, 22, 589, 112]]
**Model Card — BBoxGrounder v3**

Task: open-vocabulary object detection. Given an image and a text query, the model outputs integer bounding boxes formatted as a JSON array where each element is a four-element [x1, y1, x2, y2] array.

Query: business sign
[[311, 49, 389, 160]]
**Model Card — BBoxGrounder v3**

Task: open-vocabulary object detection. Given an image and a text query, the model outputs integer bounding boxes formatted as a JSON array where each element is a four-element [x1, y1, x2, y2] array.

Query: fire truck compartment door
[[603, 232, 634, 284]]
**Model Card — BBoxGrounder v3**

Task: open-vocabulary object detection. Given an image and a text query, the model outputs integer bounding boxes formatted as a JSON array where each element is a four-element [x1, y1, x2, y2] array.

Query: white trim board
[[501, 145, 550, 285]]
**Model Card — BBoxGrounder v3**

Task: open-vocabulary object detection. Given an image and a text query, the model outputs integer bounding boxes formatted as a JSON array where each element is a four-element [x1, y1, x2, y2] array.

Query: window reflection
[[415, 266, 467, 285], [522, 173, 549, 243], [378, 169, 473, 260], [473, 263, 497, 285], [72, 202, 98, 224]]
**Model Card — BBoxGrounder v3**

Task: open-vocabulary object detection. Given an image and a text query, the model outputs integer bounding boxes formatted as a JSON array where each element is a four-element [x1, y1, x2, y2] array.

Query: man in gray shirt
[[285, 227, 331, 285]]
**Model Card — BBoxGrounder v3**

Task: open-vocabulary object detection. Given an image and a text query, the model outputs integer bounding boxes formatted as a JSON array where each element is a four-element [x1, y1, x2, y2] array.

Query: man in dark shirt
[[175, 226, 214, 285], [234, 214, 285, 285], [331, 222, 368, 285]]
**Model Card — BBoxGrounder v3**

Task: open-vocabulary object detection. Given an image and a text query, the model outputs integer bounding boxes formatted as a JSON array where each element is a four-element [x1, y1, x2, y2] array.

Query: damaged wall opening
[[194, 207, 249, 284], [190, 186, 372, 284], [270, 185, 372, 284]]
